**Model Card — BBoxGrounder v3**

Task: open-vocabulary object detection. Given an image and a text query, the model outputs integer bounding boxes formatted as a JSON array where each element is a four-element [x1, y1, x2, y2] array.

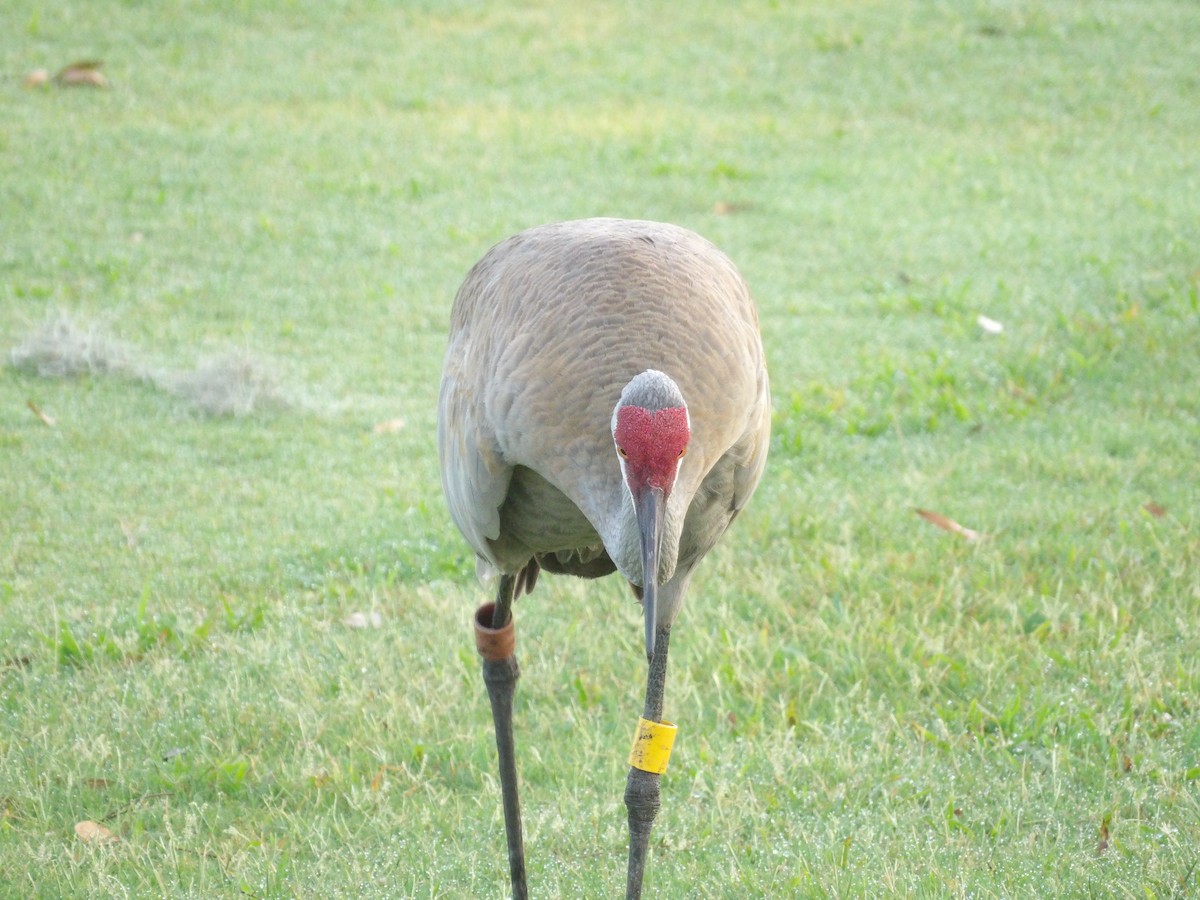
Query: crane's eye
[[617, 446, 628, 459], [678, 447, 687, 459]]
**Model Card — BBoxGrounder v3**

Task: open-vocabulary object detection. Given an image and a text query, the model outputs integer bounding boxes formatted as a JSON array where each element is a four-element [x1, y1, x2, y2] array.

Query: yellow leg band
[[627, 717, 678, 774]]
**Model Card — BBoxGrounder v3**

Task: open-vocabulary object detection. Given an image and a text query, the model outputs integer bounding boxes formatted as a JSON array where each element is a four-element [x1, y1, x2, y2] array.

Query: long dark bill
[[635, 486, 666, 662]]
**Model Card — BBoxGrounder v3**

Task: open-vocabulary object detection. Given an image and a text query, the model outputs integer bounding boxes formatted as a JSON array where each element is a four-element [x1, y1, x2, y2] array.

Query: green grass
[[2, 0, 1199, 895]]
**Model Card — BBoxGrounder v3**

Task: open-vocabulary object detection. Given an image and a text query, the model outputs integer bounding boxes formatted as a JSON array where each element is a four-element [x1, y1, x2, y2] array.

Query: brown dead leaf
[[1144, 502, 1167, 518], [84, 778, 112, 789], [713, 201, 753, 216], [27, 400, 56, 427], [914, 508, 982, 542], [373, 418, 406, 434], [24, 68, 50, 88], [370, 764, 404, 793], [55, 60, 108, 88], [75, 820, 119, 844]]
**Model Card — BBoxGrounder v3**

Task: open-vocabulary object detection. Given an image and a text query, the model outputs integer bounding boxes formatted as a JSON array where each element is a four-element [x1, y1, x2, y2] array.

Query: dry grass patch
[[161, 350, 287, 418], [9, 311, 134, 379], [9, 312, 290, 417]]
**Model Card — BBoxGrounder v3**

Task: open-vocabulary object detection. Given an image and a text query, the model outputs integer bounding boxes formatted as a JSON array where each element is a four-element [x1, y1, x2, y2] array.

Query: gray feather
[[437, 218, 770, 624]]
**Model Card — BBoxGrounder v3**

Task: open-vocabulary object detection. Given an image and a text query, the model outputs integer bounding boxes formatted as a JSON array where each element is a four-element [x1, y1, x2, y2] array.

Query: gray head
[[616, 369, 686, 414], [611, 371, 691, 482], [610, 369, 691, 661]]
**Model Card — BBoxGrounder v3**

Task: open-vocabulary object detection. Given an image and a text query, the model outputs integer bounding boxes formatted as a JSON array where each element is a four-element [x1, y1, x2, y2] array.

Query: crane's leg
[[624, 623, 672, 900], [475, 575, 528, 900]]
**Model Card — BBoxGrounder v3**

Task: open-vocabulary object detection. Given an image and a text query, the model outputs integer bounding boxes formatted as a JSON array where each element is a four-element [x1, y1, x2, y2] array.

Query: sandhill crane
[[438, 218, 770, 899]]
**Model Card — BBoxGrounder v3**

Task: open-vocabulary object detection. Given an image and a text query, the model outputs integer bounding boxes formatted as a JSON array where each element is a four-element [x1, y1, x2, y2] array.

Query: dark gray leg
[[624, 624, 672, 900], [475, 575, 528, 900]]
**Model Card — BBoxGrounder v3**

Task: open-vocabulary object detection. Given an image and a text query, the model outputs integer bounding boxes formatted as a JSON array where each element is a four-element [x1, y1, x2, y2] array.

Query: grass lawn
[[3, 0, 1199, 896]]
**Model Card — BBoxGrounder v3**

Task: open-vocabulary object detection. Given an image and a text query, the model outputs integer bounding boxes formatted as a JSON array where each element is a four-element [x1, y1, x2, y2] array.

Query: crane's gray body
[[438, 218, 770, 629]]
